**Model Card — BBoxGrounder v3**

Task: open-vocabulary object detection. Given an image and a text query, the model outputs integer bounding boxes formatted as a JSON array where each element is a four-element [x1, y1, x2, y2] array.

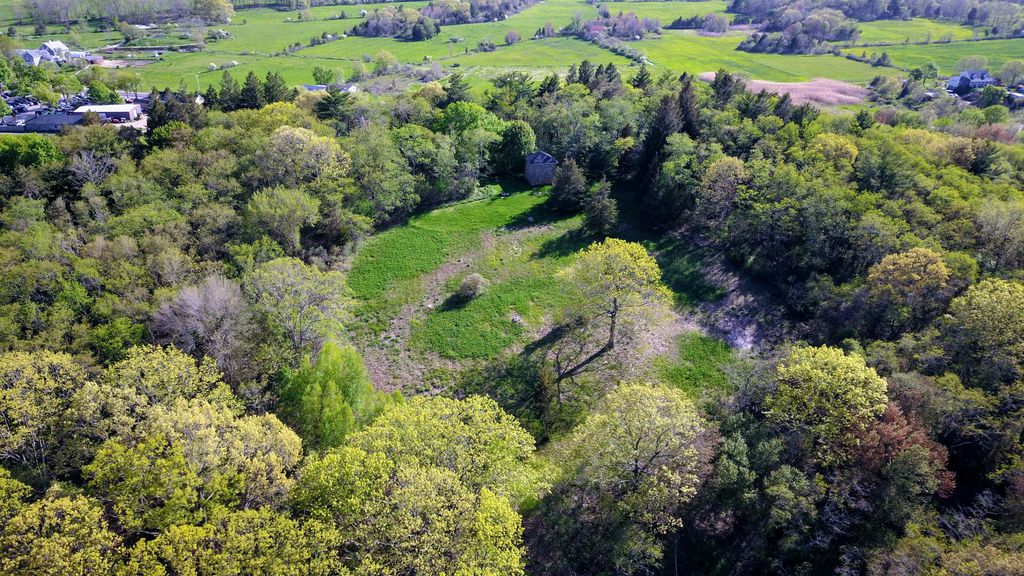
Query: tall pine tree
[[239, 71, 265, 110], [639, 94, 681, 180], [678, 75, 700, 138], [263, 71, 290, 103], [631, 63, 652, 90], [218, 71, 241, 111]]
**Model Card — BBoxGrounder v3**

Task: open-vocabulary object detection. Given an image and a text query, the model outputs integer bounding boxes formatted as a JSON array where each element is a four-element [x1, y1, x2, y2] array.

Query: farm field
[[5, 0, 996, 91], [849, 37, 1024, 74], [851, 17, 978, 45], [636, 30, 891, 82], [596, 0, 732, 22]]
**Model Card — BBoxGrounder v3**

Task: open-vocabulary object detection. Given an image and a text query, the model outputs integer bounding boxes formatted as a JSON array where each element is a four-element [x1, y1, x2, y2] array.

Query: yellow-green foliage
[[766, 345, 888, 465]]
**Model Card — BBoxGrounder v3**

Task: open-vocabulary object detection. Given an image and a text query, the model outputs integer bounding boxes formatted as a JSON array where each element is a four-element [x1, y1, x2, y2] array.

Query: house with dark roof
[[23, 113, 84, 132], [947, 69, 997, 94], [524, 151, 557, 186]]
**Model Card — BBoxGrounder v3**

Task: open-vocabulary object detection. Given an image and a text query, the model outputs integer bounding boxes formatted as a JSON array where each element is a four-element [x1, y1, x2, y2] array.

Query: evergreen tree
[[549, 158, 588, 212], [315, 87, 353, 131], [441, 72, 471, 107], [537, 73, 561, 97], [577, 60, 595, 86], [631, 63, 652, 90], [583, 180, 618, 236], [710, 68, 745, 108], [774, 92, 794, 121], [218, 71, 241, 111], [639, 94, 681, 179], [566, 63, 578, 84], [263, 71, 290, 103], [201, 83, 219, 110], [604, 62, 621, 85], [678, 75, 700, 137], [239, 71, 265, 110]]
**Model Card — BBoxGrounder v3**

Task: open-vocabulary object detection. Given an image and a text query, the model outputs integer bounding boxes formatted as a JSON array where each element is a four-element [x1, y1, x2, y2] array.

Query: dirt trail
[[681, 252, 794, 351]]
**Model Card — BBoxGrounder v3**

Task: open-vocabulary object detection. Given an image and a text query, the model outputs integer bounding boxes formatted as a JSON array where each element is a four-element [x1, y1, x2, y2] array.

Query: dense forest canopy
[[3, 0, 1024, 569]]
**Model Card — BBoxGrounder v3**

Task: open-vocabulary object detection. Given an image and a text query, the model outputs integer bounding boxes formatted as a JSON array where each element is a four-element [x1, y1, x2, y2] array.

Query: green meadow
[[636, 30, 890, 82], [851, 17, 978, 45], [7, 0, 1014, 90], [860, 37, 1024, 74], [348, 185, 720, 364]]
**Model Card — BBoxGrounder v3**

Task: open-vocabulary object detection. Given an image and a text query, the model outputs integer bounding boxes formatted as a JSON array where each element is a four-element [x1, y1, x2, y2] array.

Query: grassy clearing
[[410, 221, 583, 359], [349, 188, 549, 301], [857, 37, 1024, 74], [635, 30, 893, 82], [655, 332, 733, 397], [852, 18, 978, 45]]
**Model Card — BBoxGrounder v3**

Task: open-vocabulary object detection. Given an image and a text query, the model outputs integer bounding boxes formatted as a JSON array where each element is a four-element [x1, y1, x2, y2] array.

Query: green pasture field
[[2, 0, 937, 90], [857, 37, 1024, 74], [851, 17, 978, 46], [596, 0, 731, 22], [635, 30, 891, 82]]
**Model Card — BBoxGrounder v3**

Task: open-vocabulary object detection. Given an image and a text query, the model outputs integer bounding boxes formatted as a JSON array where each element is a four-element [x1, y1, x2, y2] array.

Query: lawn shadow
[[437, 292, 472, 312], [531, 227, 592, 260], [504, 200, 563, 230], [654, 240, 725, 307]]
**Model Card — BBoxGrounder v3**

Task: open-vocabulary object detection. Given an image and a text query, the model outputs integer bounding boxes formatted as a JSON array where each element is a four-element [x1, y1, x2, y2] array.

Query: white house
[[41, 40, 70, 58], [18, 40, 79, 66], [74, 104, 142, 122]]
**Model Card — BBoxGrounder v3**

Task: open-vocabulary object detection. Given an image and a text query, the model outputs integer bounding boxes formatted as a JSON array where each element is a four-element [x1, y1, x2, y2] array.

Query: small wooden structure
[[524, 151, 557, 186]]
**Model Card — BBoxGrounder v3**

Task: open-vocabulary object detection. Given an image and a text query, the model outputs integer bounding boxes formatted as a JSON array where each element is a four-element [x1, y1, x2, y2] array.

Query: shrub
[[458, 273, 489, 299]]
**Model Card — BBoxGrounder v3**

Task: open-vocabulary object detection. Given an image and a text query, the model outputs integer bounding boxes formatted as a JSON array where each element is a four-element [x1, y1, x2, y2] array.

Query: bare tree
[[151, 275, 250, 381], [69, 151, 116, 186]]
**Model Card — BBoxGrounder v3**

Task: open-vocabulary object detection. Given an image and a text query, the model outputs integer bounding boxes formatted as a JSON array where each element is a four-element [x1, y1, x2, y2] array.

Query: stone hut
[[524, 151, 557, 186]]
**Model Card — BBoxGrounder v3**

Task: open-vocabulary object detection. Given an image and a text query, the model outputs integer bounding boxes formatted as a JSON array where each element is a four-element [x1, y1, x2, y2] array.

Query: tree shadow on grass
[[531, 227, 592, 260], [655, 241, 726, 307], [436, 292, 472, 312], [504, 201, 564, 230]]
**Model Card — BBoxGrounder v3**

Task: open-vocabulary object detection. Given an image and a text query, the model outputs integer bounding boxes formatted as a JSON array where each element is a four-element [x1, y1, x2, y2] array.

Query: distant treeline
[[16, 0, 531, 26], [730, 0, 1024, 36]]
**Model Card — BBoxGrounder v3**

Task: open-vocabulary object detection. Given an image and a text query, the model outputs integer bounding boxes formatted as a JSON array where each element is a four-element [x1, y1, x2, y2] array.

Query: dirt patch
[[698, 72, 868, 107], [96, 59, 154, 68]]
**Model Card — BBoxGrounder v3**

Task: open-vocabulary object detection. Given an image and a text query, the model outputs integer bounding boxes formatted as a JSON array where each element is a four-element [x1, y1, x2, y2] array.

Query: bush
[[458, 273, 489, 299]]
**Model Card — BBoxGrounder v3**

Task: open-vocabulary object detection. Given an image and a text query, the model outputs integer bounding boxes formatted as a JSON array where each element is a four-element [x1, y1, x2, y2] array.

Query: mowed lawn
[[635, 30, 892, 82], [862, 38, 1024, 74], [852, 18, 978, 45]]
